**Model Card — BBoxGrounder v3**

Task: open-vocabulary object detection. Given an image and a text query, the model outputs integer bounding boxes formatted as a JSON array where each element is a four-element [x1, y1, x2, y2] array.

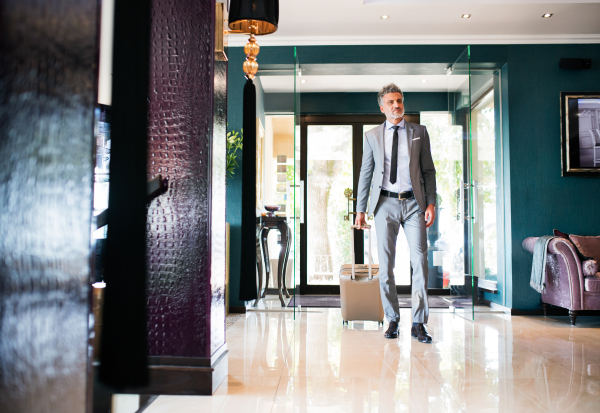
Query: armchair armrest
[[522, 236, 585, 310], [545, 238, 585, 311], [522, 237, 538, 254]]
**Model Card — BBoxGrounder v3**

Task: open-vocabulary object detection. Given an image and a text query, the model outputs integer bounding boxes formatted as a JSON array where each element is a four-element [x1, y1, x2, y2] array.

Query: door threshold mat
[[287, 295, 464, 308]]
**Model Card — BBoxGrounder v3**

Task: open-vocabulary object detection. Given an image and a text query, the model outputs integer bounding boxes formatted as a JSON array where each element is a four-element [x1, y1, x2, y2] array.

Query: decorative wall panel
[[0, 0, 97, 412], [146, 0, 217, 358], [211, 59, 227, 356]]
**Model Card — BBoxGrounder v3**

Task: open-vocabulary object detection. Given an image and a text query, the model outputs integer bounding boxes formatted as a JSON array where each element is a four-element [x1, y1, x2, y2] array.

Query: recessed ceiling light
[[542, 13, 553, 18], [300, 79, 306, 83], [381, 15, 389, 20], [461, 14, 471, 19], [422, 79, 427, 83]]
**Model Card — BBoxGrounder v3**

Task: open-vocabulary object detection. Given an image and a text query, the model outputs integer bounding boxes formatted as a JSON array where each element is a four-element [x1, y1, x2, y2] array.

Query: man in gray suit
[[356, 83, 436, 342]]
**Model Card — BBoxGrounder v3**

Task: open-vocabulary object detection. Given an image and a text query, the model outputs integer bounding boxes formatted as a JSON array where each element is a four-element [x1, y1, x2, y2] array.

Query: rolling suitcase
[[340, 224, 384, 325]]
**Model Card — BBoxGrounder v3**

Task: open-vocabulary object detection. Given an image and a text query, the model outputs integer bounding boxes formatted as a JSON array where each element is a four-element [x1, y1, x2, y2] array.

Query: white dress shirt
[[382, 119, 412, 193]]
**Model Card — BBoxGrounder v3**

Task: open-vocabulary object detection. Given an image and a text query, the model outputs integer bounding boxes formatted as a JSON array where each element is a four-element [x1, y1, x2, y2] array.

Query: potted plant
[[226, 129, 243, 181]]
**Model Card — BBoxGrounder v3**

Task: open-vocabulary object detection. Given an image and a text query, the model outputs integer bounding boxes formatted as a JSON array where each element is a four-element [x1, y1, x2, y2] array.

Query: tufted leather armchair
[[523, 237, 600, 325]]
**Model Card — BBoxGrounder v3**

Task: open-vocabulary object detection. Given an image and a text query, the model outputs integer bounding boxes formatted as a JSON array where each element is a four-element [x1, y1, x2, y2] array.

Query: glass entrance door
[[445, 46, 504, 320], [305, 124, 353, 288], [299, 115, 418, 294], [295, 49, 504, 305], [445, 47, 472, 316]]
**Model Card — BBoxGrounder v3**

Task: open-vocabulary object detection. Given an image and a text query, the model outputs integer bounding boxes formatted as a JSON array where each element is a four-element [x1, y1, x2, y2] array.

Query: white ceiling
[[260, 74, 470, 93], [228, 0, 600, 46], [364, 0, 599, 3]]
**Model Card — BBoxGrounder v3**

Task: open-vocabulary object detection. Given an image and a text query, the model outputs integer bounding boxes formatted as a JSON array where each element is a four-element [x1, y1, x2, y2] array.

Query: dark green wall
[[265, 92, 448, 114], [227, 44, 600, 310], [226, 49, 248, 308], [503, 44, 600, 310]]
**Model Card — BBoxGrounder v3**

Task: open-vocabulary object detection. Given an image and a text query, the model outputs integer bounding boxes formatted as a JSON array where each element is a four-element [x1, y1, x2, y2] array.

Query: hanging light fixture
[[228, 0, 279, 303], [228, 0, 279, 79]]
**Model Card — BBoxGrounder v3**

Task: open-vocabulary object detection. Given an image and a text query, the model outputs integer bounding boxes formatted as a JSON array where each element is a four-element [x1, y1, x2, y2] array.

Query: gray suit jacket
[[356, 121, 437, 216]]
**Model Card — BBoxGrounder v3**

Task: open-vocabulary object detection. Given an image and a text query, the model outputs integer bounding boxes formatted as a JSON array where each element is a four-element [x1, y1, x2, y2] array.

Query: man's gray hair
[[377, 83, 404, 106]]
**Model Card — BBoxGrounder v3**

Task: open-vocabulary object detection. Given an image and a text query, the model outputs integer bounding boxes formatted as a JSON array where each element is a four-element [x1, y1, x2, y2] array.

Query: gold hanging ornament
[[243, 32, 260, 80]]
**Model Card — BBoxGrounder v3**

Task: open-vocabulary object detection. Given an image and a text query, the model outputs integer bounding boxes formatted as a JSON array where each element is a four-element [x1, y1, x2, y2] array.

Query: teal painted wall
[[264, 92, 448, 114], [259, 45, 507, 66], [503, 44, 600, 310], [227, 44, 600, 311]]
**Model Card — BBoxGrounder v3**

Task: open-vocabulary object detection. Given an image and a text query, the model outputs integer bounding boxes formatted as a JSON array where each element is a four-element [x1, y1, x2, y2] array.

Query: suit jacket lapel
[[406, 121, 414, 168], [377, 123, 385, 167]]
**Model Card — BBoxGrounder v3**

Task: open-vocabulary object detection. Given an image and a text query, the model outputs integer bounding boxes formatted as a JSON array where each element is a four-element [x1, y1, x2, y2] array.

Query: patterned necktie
[[390, 125, 399, 185]]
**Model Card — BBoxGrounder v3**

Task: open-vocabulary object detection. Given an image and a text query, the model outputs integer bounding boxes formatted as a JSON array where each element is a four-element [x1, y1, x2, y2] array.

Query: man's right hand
[[355, 212, 367, 229]]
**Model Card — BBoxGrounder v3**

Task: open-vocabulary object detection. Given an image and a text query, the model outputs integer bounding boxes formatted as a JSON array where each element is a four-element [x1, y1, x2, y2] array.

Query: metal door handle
[[472, 180, 478, 224], [459, 179, 465, 222], [300, 180, 305, 224]]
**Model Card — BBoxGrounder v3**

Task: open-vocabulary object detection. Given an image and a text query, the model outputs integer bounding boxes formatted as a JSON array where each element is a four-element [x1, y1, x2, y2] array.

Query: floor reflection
[[143, 308, 600, 413]]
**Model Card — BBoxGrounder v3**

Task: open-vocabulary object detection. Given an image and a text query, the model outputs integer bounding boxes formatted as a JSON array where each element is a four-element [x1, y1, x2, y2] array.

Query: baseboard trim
[[229, 305, 247, 314], [483, 299, 512, 314], [483, 299, 541, 315], [481, 300, 600, 317], [94, 348, 229, 397], [147, 345, 227, 368]]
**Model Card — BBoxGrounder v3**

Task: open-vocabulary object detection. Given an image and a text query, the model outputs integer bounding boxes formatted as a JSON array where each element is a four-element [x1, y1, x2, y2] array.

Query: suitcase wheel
[[378, 321, 384, 327]]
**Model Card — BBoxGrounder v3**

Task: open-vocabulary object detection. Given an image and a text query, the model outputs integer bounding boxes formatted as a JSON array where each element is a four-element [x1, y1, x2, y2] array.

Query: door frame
[[299, 114, 438, 295]]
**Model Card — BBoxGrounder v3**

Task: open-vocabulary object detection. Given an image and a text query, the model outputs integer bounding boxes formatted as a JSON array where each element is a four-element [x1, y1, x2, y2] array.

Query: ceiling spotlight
[[422, 79, 427, 83], [300, 79, 306, 83], [381, 15, 389, 20], [461, 14, 471, 19], [542, 13, 553, 18]]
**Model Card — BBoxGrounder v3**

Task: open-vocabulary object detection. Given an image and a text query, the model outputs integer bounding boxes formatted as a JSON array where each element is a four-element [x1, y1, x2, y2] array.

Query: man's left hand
[[424, 204, 436, 228]]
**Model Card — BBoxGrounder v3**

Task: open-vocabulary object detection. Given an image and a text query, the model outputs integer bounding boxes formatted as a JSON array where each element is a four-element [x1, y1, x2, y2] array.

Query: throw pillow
[[568, 234, 600, 263], [583, 260, 599, 277]]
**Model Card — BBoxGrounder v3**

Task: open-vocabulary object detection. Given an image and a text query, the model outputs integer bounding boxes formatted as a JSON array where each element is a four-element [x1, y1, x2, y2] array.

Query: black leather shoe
[[384, 321, 399, 339], [411, 323, 432, 343]]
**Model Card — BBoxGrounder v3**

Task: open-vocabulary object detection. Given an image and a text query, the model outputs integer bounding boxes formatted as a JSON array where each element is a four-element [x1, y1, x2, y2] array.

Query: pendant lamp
[[228, 0, 279, 302], [228, 0, 279, 79]]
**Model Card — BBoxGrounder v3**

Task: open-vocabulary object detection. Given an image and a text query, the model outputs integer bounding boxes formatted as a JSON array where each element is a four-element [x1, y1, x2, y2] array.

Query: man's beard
[[389, 111, 404, 119]]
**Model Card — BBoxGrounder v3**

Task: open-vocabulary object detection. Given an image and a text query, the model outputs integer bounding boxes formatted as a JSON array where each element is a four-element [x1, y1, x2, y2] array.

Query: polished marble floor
[[145, 305, 600, 413]]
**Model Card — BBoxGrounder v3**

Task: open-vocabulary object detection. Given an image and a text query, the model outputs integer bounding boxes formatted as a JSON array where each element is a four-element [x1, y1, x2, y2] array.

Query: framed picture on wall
[[561, 91, 600, 176]]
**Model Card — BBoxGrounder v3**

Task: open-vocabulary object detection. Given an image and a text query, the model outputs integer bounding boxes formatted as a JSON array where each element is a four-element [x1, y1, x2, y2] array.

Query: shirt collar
[[385, 119, 405, 130]]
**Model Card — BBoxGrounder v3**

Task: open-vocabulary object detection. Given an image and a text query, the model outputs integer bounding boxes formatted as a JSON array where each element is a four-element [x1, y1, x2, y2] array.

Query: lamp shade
[[228, 0, 279, 35]]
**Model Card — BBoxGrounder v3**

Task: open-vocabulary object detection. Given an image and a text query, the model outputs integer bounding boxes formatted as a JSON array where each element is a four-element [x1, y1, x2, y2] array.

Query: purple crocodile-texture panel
[[146, 0, 216, 358], [0, 0, 96, 412], [211, 59, 227, 356]]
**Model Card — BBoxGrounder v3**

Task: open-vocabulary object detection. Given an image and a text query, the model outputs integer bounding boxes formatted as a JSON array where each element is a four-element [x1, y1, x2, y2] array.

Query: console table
[[256, 216, 291, 306]]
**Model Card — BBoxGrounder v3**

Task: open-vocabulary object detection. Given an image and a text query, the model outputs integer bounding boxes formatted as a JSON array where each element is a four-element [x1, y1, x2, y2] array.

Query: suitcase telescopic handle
[[350, 225, 373, 281]]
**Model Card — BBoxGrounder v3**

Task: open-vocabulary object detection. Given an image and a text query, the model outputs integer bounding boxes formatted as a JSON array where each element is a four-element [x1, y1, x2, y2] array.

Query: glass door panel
[[471, 86, 498, 283], [262, 114, 295, 292], [293, 47, 301, 314], [306, 125, 353, 286], [446, 46, 474, 318], [419, 113, 464, 290]]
